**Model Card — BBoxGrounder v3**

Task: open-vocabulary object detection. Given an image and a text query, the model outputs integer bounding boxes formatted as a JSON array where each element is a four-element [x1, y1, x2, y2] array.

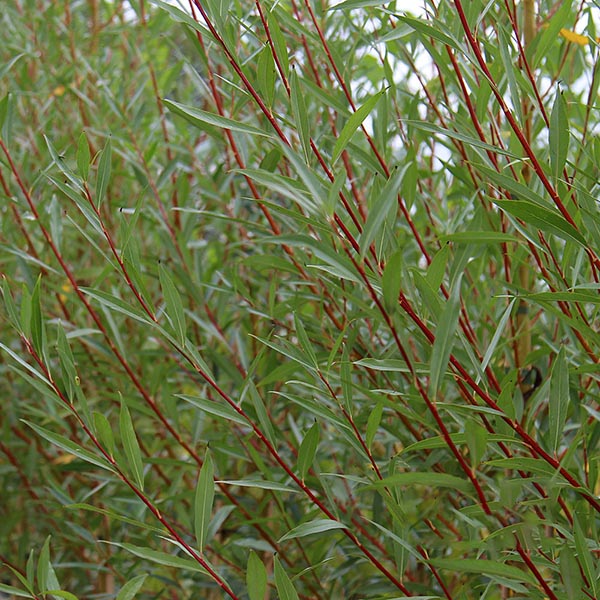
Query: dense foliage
[[1, 1, 599, 598]]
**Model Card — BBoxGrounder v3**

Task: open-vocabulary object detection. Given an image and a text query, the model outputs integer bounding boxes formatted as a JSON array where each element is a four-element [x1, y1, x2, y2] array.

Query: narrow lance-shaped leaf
[[44, 135, 83, 189], [290, 69, 310, 161], [332, 88, 385, 164], [57, 322, 78, 402], [428, 558, 536, 584], [76, 132, 91, 181], [195, 448, 215, 552], [37, 535, 60, 595], [361, 165, 404, 258], [96, 137, 112, 207], [274, 555, 299, 600], [429, 273, 463, 396], [479, 297, 516, 376], [246, 551, 268, 600], [559, 546, 584, 598], [105, 542, 208, 574], [0, 92, 14, 145], [268, 10, 289, 78], [164, 99, 273, 138], [0, 582, 32, 598], [573, 514, 597, 597], [257, 46, 276, 107], [23, 420, 114, 472], [93, 411, 115, 458], [366, 401, 383, 449], [492, 198, 586, 247], [382, 250, 403, 312], [293, 311, 318, 369], [158, 263, 187, 347], [297, 420, 319, 482], [279, 519, 348, 542], [548, 346, 569, 455], [549, 88, 569, 181], [119, 396, 145, 490], [30, 275, 46, 361], [116, 574, 147, 600]]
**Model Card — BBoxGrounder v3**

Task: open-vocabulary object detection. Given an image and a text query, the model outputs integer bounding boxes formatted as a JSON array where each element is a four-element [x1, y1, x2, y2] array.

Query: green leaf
[[151, 0, 211, 37], [559, 546, 584, 598], [429, 274, 462, 395], [76, 132, 91, 181], [93, 411, 115, 458], [0, 582, 33, 598], [573, 514, 597, 597], [361, 166, 403, 258], [382, 250, 403, 312], [1, 276, 20, 330], [297, 420, 319, 481], [548, 346, 569, 455], [246, 551, 268, 600], [464, 420, 488, 467], [274, 555, 298, 600], [279, 519, 347, 542], [366, 401, 383, 449], [268, 11, 289, 78], [485, 457, 559, 478], [364, 472, 471, 493], [398, 15, 463, 52], [426, 242, 450, 291], [340, 346, 353, 414], [330, 0, 392, 9], [290, 69, 310, 161], [531, 0, 571, 67], [354, 357, 431, 375], [38, 537, 62, 595], [403, 121, 518, 158], [57, 322, 79, 402], [30, 275, 46, 360], [158, 263, 187, 346], [293, 312, 318, 369], [259, 147, 282, 172], [244, 378, 276, 445], [332, 88, 385, 164], [26, 550, 35, 590], [216, 478, 299, 493], [177, 394, 248, 426], [44, 135, 82, 189], [81, 288, 153, 325], [96, 137, 112, 208], [120, 397, 145, 490], [0, 92, 15, 144], [428, 558, 536, 584], [439, 231, 521, 244], [0, 341, 51, 386], [269, 234, 359, 283], [257, 45, 276, 107], [479, 298, 516, 375], [549, 89, 569, 181], [23, 420, 113, 472], [43, 592, 79, 600], [493, 198, 586, 247], [497, 27, 521, 122], [47, 175, 103, 235], [195, 448, 215, 552], [165, 98, 272, 138], [106, 542, 209, 574]]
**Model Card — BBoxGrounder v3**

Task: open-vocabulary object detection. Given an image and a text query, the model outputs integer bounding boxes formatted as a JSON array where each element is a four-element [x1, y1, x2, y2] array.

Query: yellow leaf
[[560, 29, 588, 46], [53, 453, 77, 465], [53, 85, 66, 97]]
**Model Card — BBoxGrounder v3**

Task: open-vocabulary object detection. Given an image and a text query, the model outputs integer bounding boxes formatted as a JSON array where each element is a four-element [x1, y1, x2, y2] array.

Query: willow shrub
[[1, 0, 599, 598]]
